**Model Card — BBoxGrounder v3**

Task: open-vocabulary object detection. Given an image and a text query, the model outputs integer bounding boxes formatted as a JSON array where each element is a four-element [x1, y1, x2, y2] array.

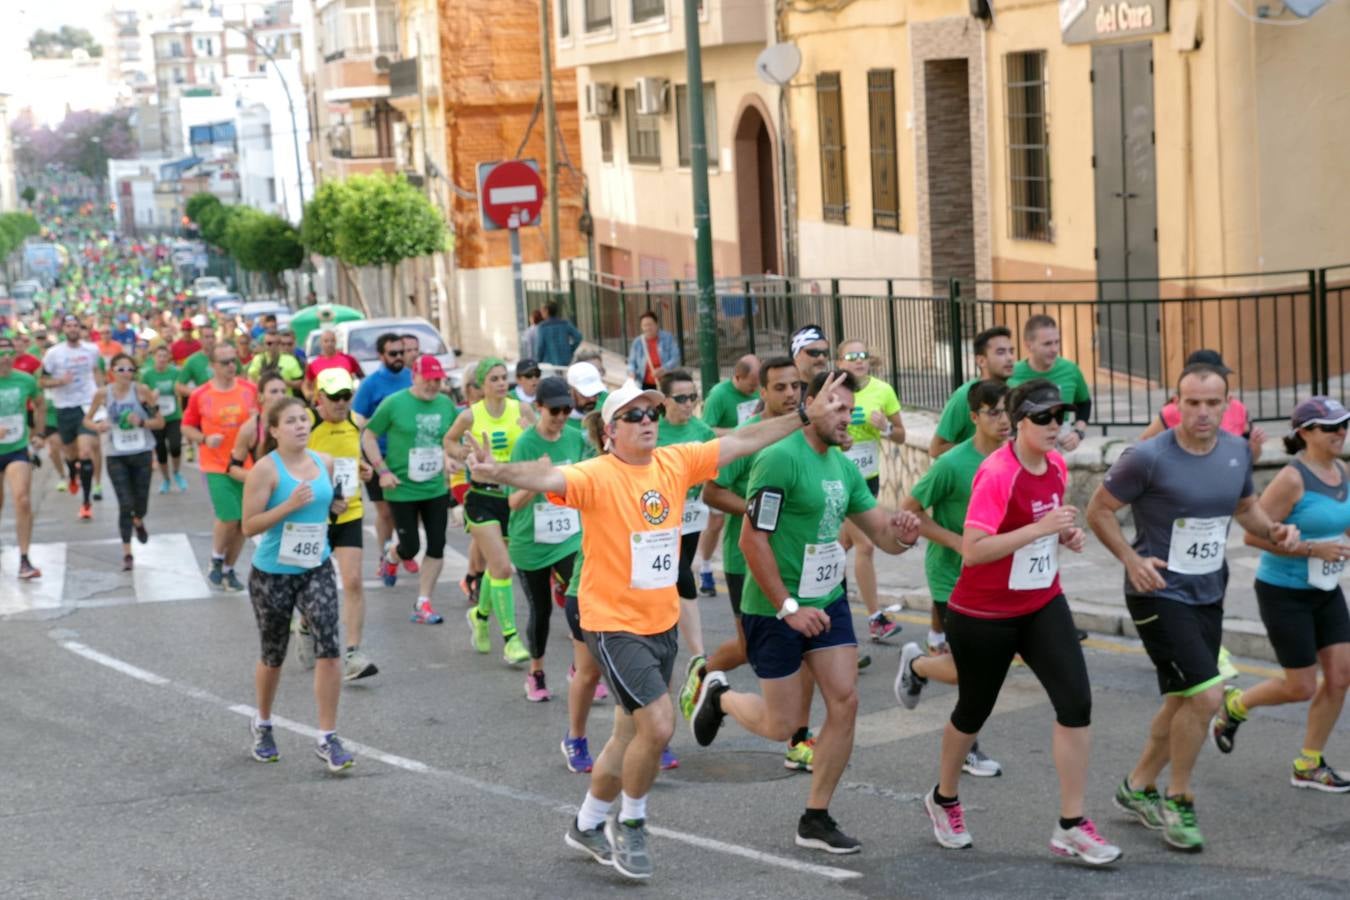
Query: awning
[[189, 121, 237, 146], [159, 156, 203, 180]]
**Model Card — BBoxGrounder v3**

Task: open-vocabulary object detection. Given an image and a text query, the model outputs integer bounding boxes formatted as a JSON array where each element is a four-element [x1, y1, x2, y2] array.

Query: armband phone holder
[[748, 488, 784, 532]]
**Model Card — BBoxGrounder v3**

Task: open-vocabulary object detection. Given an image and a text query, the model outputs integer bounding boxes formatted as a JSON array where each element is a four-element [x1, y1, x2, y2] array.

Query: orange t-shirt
[[183, 380, 259, 473], [552, 440, 720, 635]]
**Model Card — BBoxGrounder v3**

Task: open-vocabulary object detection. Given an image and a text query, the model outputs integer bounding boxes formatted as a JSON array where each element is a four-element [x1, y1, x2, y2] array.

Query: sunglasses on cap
[[617, 406, 664, 424], [1025, 408, 1068, 427], [802, 348, 829, 359], [322, 390, 353, 402], [842, 351, 869, 362]]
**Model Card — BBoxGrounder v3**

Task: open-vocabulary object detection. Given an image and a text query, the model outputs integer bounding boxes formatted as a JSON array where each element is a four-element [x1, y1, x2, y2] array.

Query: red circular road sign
[[481, 160, 545, 229]]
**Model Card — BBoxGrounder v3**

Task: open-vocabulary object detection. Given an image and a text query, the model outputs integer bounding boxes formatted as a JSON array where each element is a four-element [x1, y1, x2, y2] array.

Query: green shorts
[[206, 473, 245, 522]]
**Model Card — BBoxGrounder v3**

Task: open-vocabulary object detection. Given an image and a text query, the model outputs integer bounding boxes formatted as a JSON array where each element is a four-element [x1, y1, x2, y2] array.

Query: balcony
[[320, 55, 391, 102], [329, 156, 397, 179], [555, 0, 766, 69]]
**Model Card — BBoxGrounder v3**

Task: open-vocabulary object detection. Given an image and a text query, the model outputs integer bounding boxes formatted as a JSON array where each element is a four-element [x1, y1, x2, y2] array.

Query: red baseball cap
[[413, 355, 445, 380]]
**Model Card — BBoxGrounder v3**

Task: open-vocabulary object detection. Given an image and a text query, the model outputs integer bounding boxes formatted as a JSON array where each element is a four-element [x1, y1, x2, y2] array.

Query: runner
[[895, 379, 1009, 777], [929, 326, 1016, 458], [40, 314, 103, 519], [1086, 362, 1298, 851], [790, 325, 830, 383], [228, 372, 292, 471], [462, 376, 844, 881], [181, 343, 259, 592], [1210, 396, 1350, 791], [507, 376, 587, 700], [83, 352, 163, 570], [351, 333, 410, 574], [513, 358, 541, 405], [302, 328, 363, 400], [240, 395, 355, 773], [564, 361, 607, 441], [0, 335, 44, 580], [1138, 349, 1267, 462], [696, 354, 760, 596], [921, 379, 1117, 865], [835, 339, 906, 642], [560, 541, 610, 775], [361, 354, 458, 624], [690, 371, 922, 855], [140, 343, 187, 493], [246, 331, 304, 393], [1008, 315, 1091, 452]]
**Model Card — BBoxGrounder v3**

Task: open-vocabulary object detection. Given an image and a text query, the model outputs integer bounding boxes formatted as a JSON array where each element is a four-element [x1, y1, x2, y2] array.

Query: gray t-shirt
[[1103, 429, 1254, 606]]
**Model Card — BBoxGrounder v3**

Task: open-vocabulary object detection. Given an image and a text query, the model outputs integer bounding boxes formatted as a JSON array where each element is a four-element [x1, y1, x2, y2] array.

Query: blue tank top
[[104, 383, 154, 457], [253, 449, 334, 575], [1256, 458, 1350, 590]]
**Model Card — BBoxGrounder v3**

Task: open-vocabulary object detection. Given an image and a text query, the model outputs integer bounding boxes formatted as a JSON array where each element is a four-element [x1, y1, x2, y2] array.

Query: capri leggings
[[106, 451, 154, 544], [520, 552, 577, 660], [248, 560, 341, 667], [390, 493, 450, 562], [676, 529, 701, 600], [945, 593, 1092, 734], [152, 420, 183, 465]]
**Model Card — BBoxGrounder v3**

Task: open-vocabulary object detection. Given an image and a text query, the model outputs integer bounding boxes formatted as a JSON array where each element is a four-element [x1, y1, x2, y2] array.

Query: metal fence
[[525, 264, 1350, 429]]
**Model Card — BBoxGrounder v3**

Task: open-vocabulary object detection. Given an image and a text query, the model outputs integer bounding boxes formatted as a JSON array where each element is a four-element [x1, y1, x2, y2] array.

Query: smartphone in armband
[[748, 488, 784, 532]]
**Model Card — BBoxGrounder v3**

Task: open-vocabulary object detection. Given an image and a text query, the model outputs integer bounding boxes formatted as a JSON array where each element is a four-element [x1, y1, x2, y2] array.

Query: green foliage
[[185, 192, 223, 225], [300, 173, 445, 269], [299, 180, 345, 258], [28, 26, 102, 59], [20, 186, 37, 206], [198, 203, 238, 248], [0, 212, 41, 260], [223, 208, 304, 278]]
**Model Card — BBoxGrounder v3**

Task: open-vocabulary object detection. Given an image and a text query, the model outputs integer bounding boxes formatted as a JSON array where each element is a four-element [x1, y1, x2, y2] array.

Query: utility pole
[[539, 0, 561, 288], [682, 0, 719, 390]]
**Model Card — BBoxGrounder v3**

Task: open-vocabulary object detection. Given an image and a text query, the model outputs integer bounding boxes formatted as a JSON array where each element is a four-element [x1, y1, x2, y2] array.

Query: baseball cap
[[516, 358, 541, 377], [601, 383, 666, 427], [1011, 381, 1067, 423], [535, 376, 572, 409], [1185, 349, 1233, 375], [413, 355, 446, 380], [1291, 396, 1350, 430], [316, 368, 355, 396], [566, 361, 605, 398]]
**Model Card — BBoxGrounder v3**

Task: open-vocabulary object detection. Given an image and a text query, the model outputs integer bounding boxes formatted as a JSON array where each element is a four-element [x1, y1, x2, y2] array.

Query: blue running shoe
[[250, 720, 279, 763], [561, 734, 594, 773], [316, 735, 355, 773], [660, 745, 679, 770], [698, 570, 716, 597], [158, 479, 171, 495], [174, 472, 189, 492]]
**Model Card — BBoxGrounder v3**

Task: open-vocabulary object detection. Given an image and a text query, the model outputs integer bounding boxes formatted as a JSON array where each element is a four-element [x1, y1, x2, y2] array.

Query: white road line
[[0, 541, 67, 615], [133, 532, 212, 603], [57, 638, 862, 883]]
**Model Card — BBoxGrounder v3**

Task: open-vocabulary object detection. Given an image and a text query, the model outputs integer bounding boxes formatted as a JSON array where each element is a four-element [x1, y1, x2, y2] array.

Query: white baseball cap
[[566, 361, 605, 398], [601, 383, 665, 427]]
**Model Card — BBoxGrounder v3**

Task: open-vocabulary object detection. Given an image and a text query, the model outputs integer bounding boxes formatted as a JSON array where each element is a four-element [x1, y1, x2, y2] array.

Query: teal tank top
[[1256, 459, 1350, 590], [253, 449, 334, 575]]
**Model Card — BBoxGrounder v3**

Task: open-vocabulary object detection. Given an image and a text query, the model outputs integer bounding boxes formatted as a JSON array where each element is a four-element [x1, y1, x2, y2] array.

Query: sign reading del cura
[[1060, 0, 1167, 44]]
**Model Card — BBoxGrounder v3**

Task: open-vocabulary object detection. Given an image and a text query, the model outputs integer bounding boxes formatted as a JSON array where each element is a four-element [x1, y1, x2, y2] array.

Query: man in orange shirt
[[465, 375, 847, 882], [182, 344, 258, 592]]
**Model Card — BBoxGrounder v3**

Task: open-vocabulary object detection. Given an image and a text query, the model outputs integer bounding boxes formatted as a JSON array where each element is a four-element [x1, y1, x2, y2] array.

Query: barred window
[[1006, 51, 1052, 241], [624, 88, 661, 165], [867, 69, 899, 231], [675, 83, 717, 168], [816, 72, 847, 224]]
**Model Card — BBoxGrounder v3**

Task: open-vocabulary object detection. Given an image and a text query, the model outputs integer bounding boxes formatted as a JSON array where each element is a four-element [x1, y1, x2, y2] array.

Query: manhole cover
[[665, 751, 799, 784]]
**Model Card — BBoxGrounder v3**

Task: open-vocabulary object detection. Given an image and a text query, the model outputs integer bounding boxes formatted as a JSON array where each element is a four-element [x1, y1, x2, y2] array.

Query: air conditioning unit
[[585, 82, 616, 119], [634, 77, 668, 116], [373, 54, 392, 73]]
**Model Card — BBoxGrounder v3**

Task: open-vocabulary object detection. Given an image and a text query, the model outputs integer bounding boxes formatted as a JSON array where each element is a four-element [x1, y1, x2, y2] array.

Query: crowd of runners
[[5, 192, 1350, 882]]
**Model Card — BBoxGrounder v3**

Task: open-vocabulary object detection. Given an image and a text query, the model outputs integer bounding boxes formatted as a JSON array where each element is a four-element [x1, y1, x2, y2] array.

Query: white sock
[[577, 791, 613, 831], [928, 629, 946, 648], [254, 715, 272, 728], [318, 730, 335, 746], [698, 558, 712, 575], [619, 791, 647, 824]]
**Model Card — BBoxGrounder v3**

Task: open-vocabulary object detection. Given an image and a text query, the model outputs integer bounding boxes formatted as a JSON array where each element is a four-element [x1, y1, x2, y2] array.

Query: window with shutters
[[1006, 51, 1052, 241], [867, 69, 899, 231], [624, 88, 661, 165], [675, 83, 718, 169], [816, 72, 847, 224], [600, 118, 613, 164]]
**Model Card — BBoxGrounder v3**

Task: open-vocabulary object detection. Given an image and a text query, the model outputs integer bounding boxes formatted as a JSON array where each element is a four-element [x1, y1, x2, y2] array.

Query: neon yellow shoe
[[467, 608, 490, 653], [785, 733, 815, 772]]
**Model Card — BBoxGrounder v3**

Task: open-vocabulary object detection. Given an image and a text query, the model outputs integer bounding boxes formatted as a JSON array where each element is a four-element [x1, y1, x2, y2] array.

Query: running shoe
[[1112, 777, 1164, 829], [962, 745, 1002, 777], [207, 559, 224, 589], [605, 818, 652, 881], [1161, 794, 1204, 851], [78, 502, 92, 520], [1217, 645, 1239, 681], [525, 670, 552, 702], [343, 648, 378, 682], [467, 608, 490, 650], [795, 811, 861, 855], [315, 735, 355, 773], [93, 483, 103, 501], [294, 619, 316, 670], [594, 680, 609, 702], [784, 735, 815, 772], [691, 670, 729, 747], [121, 554, 134, 572], [380, 557, 398, 587], [678, 654, 705, 721], [659, 746, 679, 770], [924, 787, 973, 849], [410, 598, 443, 625], [564, 817, 612, 866], [223, 570, 244, 592], [134, 520, 149, 544], [18, 558, 41, 581], [927, 631, 949, 654], [66, 475, 77, 495], [868, 613, 901, 643], [503, 633, 530, 665], [857, 653, 872, 670], [561, 734, 594, 773], [58, 478, 70, 493], [1291, 759, 1350, 793], [1212, 685, 1245, 754], [895, 642, 926, 709], [174, 472, 189, 492], [1050, 818, 1122, 866], [250, 720, 279, 763], [158, 479, 171, 495], [551, 573, 567, 608], [402, 557, 420, 574], [698, 570, 716, 597]]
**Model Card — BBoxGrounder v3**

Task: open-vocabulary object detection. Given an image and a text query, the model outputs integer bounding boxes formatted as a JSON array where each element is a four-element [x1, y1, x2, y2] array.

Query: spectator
[[521, 309, 544, 361], [628, 310, 680, 389], [534, 301, 583, 367], [1008, 314, 1091, 452], [1137, 349, 1266, 461]]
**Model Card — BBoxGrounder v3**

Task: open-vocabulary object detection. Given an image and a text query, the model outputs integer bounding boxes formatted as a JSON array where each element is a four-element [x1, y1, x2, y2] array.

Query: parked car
[[192, 276, 227, 297], [11, 280, 41, 301], [305, 317, 462, 399]]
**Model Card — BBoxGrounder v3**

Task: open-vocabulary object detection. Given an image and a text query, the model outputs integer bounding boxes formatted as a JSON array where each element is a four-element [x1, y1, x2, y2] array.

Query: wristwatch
[[776, 597, 800, 620], [797, 404, 811, 427]]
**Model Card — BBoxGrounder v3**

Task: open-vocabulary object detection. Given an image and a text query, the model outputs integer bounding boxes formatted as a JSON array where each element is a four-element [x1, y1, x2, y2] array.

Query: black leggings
[[390, 493, 450, 561], [152, 420, 182, 465], [107, 452, 154, 544], [946, 594, 1092, 734], [677, 529, 701, 600], [520, 552, 576, 660]]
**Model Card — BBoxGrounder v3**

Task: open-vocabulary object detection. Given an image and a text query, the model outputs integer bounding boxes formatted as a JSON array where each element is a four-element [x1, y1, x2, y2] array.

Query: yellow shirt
[[307, 410, 363, 524], [468, 397, 525, 494]]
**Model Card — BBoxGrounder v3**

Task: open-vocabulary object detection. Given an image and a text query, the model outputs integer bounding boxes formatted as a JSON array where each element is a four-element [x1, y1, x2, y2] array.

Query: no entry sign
[[476, 159, 545, 232]]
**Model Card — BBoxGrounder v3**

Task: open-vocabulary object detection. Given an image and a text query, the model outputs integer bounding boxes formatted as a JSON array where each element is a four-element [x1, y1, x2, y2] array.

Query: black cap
[[536, 376, 572, 408], [1011, 382, 1067, 423], [516, 358, 541, 377], [1184, 349, 1232, 375]]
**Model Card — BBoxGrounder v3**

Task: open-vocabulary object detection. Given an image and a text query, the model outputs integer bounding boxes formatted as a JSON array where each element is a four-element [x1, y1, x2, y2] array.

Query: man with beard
[[353, 334, 412, 563]]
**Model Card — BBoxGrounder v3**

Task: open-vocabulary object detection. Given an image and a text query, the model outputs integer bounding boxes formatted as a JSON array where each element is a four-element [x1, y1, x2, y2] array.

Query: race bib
[[630, 528, 679, 590], [681, 499, 710, 535], [277, 521, 325, 569], [1307, 535, 1347, 591], [407, 446, 443, 482], [332, 458, 358, 498], [1167, 516, 1230, 576], [156, 393, 176, 416], [843, 440, 881, 479], [111, 427, 149, 453], [1009, 535, 1058, 590], [736, 398, 757, 425], [534, 502, 580, 544], [799, 541, 846, 599], [0, 414, 23, 444]]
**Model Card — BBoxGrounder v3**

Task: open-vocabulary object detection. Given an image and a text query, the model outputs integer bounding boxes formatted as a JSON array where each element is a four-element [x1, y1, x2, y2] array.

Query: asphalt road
[[3, 466, 1350, 899]]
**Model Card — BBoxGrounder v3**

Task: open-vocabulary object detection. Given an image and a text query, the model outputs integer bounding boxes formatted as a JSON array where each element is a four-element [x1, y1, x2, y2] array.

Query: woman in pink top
[[923, 379, 1122, 866]]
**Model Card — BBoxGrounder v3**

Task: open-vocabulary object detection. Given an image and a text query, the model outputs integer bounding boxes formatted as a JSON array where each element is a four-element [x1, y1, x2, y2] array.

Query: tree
[[335, 173, 446, 315], [224, 208, 304, 293], [29, 26, 102, 59], [185, 192, 222, 226], [12, 109, 135, 181], [0, 212, 40, 262], [20, 186, 37, 207], [198, 203, 239, 249]]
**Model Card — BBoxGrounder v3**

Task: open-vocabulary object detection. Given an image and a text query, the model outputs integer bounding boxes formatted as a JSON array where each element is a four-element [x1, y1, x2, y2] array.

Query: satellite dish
[[755, 44, 802, 87]]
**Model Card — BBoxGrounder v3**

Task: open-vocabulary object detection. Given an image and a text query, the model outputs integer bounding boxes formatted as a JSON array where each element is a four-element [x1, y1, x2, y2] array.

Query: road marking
[[854, 677, 1047, 749], [0, 541, 67, 615], [56, 638, 862, 883], [133, 532, 212, 603]]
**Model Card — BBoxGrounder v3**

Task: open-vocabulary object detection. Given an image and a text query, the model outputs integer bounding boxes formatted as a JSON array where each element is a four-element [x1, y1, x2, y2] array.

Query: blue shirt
[[534, 317, 583, 366], [1256, 459, 1350, 590], [252, 450, 333, 575], [111, 327, 137, 350], [353, 364, 412, 453]]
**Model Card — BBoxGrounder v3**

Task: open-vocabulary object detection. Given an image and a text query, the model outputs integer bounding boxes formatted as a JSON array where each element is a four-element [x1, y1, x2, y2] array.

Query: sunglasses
[[979, 407, 1009, 418], [1312, 421, 1349, 434], [112, 366, 136, 374], [216, 358, 238, 366], [842, 351, 869, 362], [323, 390, 353, 402], [1025, 408, 1068, 427], [802, 348, 829, 359], [520, 370, 541, 379], [617, 407, 664, 424], [545, 405, 573, 416], [669, 393, 698, 404], [385, 349, 405, 357]]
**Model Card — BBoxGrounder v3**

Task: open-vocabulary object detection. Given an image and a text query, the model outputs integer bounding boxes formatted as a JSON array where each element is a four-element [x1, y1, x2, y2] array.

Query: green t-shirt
[[507, 426, 589, 571], [657, 416, 716, 500], [934, 379, 977, 446], [702, 380, 757, 430], [713, 414, 759, 575], [0, 370, 40, 454], [908, 437, 988, 605], [177, 351, 211, 390], [847, 376, 901, 443], [365, 388, 459, 502], [139, 363, 181, 422], [740, 430, 876, 617], [1008, 357, 1090, 408], [566, 547, 584, 598]]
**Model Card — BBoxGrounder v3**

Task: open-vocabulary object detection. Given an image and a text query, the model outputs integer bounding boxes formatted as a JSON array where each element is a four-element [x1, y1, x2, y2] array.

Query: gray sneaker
[[223, 570, 245, 592], [343, 648, 378, 681], [895, 642, 926, 710], [962, 744, 1003, 777], [564, 817, 613, 866], [250, 720, 278, 763], [605, 817, 653, 881]]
